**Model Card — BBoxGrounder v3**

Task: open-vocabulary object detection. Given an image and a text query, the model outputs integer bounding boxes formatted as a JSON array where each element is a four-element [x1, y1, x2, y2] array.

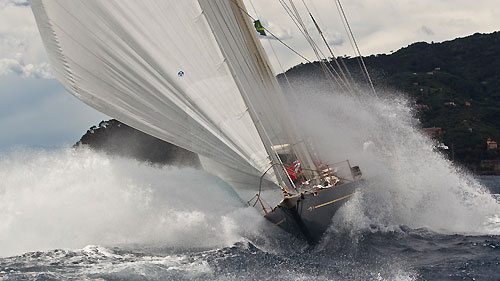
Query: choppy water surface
[[1, 92, 500, 280], [1, 213, 499, 280]]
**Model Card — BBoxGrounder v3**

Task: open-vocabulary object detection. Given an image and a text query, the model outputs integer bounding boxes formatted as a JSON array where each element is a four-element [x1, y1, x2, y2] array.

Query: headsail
[[201, 0, 320, 186], [30, 0, 309, 199]]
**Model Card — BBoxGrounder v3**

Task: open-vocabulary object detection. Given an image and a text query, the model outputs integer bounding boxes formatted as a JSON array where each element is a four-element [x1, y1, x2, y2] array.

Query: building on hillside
[[465, 101, 471, 106], [444, 101, 456, 106], [487, 138, 498, 150]]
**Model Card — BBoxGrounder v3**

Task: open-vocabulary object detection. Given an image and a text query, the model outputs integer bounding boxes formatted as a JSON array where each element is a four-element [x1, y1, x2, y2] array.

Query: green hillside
[[75, 119, 200, 168]]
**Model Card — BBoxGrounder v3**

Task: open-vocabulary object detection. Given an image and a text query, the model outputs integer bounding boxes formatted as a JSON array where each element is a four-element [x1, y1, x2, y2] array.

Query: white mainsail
[[31, 0, 308, 200]]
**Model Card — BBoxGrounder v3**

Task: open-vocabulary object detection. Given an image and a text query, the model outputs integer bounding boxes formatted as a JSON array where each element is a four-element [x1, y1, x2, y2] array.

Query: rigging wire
[[307, 9, 355, 93], [281, 0, 357, 94], [232, 0, 323, 182], [229, 0, 312, 64], [302, 0, 357, 92], [227, 0, 380, 187], [334, 0, 378, 97], [232, 0, 377, 97], [285, 1, 325, 67], [307, 0, 357, 89], [278, 0, 338, 181], [279, 0, 345, 91], [330, 1, 367, 87], [299, 0, 367, 96], [226, 0, 381, 186], [268, 36, 293, 91], [331, 1, 368, 91], [231, 0, 347, 94]]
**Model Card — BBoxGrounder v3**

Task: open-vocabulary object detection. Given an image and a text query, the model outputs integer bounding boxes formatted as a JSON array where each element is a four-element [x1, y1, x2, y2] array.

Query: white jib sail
[[30, 0, 295, 198]]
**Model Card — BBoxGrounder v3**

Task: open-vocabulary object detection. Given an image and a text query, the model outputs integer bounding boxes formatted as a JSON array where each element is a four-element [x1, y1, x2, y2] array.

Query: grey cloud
[[258, 19, 293, 40], [0, 4, 53, 79], [324, 30, 344, 46], [0, 56, 54, 79], [1, 35, 28, 55], [0, 0, 29, 8], [420, 25, 435, 35]]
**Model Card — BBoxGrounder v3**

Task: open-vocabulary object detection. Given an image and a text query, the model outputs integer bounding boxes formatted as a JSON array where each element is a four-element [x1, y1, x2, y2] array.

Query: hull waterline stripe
[[275, 218, 286, 226], [307, 194, 353, 211]]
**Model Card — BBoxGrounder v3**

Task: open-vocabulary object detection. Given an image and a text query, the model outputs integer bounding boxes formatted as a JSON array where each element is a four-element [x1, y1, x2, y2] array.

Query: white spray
[[0, 147, 273, 257], [1, 87, 499, 257], [290, 86, 500, 235]]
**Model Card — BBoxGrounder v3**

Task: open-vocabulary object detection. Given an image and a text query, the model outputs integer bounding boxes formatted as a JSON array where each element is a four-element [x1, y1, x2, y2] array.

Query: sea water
[[1, 90, 500, 280]]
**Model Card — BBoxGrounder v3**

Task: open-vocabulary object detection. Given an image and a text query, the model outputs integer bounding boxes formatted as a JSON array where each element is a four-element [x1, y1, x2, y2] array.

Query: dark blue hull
[[264, 180, 359, 243]]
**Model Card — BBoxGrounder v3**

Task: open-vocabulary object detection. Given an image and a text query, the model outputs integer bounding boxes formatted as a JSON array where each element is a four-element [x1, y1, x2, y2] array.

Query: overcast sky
[[0, 0, 499, 148]]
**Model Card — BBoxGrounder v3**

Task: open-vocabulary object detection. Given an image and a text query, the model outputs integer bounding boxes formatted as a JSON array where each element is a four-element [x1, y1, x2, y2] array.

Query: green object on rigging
[[253, 20, 266, 36]]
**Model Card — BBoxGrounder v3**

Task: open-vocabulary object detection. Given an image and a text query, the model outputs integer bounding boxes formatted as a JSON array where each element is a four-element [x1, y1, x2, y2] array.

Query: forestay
[[31, 0, 301, 194]]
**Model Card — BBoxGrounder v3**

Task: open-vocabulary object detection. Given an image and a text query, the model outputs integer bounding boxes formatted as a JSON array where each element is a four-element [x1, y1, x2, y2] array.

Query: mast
[[227, 0, 320, 184], [198, 0, 289, 189]]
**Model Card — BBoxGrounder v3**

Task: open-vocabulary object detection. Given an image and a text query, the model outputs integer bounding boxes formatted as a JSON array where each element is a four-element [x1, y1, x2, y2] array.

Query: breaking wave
[[290, 86, 500, 236], [0, 147, 275, 257]]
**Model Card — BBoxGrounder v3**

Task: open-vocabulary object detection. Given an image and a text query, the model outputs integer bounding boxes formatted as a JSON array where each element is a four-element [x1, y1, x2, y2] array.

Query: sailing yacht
[[31, 0, 369, 243]]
